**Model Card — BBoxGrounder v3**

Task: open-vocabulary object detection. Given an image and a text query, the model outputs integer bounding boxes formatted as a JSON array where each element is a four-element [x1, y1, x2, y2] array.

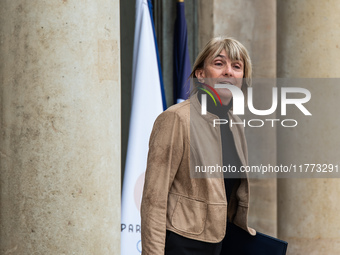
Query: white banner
[[121, 0, 165, 254]]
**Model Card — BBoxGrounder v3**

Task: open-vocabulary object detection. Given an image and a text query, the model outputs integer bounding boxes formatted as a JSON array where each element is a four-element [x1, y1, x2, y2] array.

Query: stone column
[[0, 1, 120, 254], [198, 0, 277, 236], [277, 0, 340, 254]]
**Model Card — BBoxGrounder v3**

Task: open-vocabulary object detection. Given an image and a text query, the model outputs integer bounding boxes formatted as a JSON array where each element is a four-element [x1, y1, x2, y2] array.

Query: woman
[[141, 36, 256, 255]]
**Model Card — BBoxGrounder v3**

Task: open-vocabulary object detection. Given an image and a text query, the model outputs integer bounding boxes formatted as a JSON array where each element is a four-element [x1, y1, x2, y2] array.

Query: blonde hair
[[190, 36, 252, 97]]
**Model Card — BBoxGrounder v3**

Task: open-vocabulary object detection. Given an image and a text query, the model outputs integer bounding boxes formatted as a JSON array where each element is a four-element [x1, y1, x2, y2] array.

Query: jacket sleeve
[[141, 110, 186, 255]]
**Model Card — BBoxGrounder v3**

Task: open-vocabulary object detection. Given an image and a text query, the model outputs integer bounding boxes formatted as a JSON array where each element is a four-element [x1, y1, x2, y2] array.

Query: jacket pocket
[[171, 196, 207, 235]]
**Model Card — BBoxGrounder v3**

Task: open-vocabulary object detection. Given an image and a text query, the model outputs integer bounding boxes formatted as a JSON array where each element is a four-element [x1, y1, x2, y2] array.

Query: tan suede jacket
[[141, 93, 255, 255]]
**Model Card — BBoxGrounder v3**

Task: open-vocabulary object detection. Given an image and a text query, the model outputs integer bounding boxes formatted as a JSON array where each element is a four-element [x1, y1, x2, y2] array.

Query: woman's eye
[[215, 62, 223, 66]]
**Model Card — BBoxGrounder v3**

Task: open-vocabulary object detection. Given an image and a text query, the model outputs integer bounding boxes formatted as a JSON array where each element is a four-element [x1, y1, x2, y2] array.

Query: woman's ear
[[195, 69, 205, 83]]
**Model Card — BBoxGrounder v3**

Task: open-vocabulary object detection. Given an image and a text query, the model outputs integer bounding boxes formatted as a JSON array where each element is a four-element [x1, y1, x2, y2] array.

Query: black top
[[197, 90, 241, 203]]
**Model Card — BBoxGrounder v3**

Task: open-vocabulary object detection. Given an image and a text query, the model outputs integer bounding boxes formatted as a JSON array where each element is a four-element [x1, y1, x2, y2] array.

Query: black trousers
[[165, 230, 223, 255]]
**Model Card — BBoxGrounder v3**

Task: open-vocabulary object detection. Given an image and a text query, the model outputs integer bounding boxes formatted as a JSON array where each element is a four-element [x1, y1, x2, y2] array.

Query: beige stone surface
[[0, 0, 120, 254], [277, 0, 340, 78], [197, 0, 214, 50], [198, 0, 277, 236], [279, 237, 340, 255], [278, 179, 340, 254], [277, 0, 340, 254]]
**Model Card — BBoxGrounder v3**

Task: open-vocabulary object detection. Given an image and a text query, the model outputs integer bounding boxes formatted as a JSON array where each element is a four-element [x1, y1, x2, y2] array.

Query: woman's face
[[195, 49, 244, 105]]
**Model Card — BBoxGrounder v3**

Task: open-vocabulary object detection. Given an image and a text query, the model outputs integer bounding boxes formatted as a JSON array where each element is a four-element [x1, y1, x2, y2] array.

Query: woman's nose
[[223, 64, 233, 77]]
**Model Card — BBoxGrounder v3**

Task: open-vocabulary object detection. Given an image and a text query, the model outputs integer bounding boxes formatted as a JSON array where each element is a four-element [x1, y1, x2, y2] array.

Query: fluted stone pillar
[[277, 1, 340, 254], [198, 0, 277, 236], [0, 1, 120, 254]]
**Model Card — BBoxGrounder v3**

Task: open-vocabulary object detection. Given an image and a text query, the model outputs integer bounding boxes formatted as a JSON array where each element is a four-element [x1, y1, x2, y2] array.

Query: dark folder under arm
[[222, 222, 288, 255]]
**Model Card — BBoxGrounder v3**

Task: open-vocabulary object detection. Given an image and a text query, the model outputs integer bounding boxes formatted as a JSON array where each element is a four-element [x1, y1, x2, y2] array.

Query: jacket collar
[[190, 92, 220, 122], [191, 92, 248, 169]]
